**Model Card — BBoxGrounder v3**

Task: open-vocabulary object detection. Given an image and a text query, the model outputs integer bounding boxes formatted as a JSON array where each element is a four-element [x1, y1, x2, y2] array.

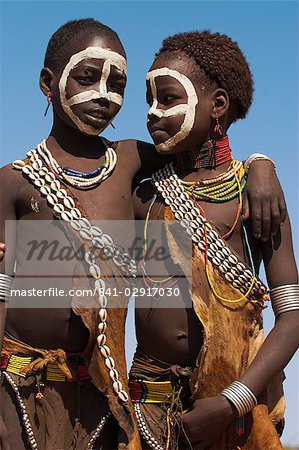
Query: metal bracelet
[[0, 273, 13, 302], [270, 284, 299, 317], [221, 381, 257, 417], [244, 153, 276, 173]]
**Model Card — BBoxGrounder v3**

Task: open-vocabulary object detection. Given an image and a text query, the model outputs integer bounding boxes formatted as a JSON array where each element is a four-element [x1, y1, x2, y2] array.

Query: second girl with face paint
[[130, 30, 298, 450]]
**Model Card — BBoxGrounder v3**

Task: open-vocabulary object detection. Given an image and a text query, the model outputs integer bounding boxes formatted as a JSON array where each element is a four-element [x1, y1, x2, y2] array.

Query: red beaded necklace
[[176, 135, 232, 171]]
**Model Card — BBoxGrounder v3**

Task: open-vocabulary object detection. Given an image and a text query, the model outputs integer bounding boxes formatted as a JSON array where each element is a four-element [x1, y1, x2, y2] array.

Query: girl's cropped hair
[[44, 18, 124, 72], [157, 31, 253, 121]]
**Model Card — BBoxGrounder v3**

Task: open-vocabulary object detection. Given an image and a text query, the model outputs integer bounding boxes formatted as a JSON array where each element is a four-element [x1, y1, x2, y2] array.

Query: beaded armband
[[221, 381, 258, 417], [270, 284, 299, 317], [0, 273, 13, 303], [244, 153, 276, 174]]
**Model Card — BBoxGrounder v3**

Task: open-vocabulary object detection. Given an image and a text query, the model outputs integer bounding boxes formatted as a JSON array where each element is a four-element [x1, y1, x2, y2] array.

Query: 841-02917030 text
[[99, 286, 180, 297]]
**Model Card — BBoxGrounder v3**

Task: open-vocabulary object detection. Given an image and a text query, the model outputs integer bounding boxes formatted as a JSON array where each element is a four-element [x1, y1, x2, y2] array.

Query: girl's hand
[[243, 160, 286, 241], [0, 243, 5, 261], [180, 395, 235, 449]]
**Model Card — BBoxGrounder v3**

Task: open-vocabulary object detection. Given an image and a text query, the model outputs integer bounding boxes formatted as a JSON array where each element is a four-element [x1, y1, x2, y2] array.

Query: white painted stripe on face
[[63, 47, 127, 75], [59, 46, 127, 135], [148, 76, 162, 118], [67, 90, 123, 107], [99, 59, 110, 96], [157, 104, 189, 118], [146, 67, 198, 152]]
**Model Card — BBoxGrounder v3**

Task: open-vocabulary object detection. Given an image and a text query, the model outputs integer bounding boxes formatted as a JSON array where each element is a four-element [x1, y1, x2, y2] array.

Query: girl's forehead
[[149, 52, 196, 80], [60, 44, 127, 77], [58, 35, 126, 70]]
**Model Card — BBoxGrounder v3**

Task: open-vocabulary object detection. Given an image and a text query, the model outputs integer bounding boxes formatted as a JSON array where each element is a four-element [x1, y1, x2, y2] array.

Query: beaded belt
[[129, 378, 192, 404], [0, 352, 90, 382]]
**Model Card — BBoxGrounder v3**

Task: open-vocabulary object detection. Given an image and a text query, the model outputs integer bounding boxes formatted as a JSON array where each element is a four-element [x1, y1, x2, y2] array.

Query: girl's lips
[[150, 129, 168, 143], [85, 109, 108, 119], [84, 112, 109, 128]]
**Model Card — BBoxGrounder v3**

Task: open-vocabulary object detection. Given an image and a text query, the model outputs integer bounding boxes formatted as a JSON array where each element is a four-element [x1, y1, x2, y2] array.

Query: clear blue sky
[[1, 0, 298, 446]]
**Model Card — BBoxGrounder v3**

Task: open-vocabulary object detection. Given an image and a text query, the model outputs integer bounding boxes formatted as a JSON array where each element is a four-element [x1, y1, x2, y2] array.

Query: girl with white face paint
[[0, 19, 143, 450], [59, 46, 127, 136], [131, 31, 297, 450], [146, 67, 199, 152], [146, 53, 215, 156], [0, 19, 286, 450]]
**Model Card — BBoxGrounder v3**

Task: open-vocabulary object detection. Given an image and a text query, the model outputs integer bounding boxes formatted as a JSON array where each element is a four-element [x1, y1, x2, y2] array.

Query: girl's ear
[[39, 67, 55, 96], [211, 88, 230, 119]]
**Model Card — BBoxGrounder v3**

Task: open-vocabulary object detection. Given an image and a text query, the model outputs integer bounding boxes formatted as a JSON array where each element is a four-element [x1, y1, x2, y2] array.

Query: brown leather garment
[[62, 216, 141, 450], [164, 207, 285, 450]]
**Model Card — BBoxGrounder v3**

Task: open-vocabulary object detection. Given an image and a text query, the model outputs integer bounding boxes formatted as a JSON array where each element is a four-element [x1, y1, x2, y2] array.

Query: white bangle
[[270, 284, 299, 317], [221, 381, 257, 416], [0, 273, 13, 303], [244, 153, 276, 174]]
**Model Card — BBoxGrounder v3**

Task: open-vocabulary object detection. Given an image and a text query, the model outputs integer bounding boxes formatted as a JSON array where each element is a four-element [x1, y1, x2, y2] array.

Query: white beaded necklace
[[36, 138, 117, 189]]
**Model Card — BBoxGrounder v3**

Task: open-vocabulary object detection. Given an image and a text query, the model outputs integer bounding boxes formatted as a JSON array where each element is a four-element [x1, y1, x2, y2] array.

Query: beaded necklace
[[181, 159, 246, 240], [36, 137, 117, 189], [176, 136, 246, 237], [141, 158, 246, 287], [141, 163, 244, 288], [176, 135, 232, 171], [182, 160, 246, 203]]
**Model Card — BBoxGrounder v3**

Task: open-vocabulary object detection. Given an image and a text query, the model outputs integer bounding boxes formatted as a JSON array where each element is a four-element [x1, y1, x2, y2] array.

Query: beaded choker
[[35, 138, 117, 189], [176, 135, 232, 171]]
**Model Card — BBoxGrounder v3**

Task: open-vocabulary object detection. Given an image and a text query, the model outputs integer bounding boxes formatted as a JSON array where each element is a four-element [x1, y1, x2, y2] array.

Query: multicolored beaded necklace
[[176, 134, 232, 171], [177, 135, 246, 239], [141, 136, 247, 288], [36, 138, 117, 189], [182, 160, 246, 203]]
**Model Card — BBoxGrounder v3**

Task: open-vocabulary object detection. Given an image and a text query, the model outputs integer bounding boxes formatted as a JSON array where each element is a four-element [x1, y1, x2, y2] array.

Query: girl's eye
[[75, 76, 93, 85], [163, 95, 176, 103], [110, 84, 125, 94]]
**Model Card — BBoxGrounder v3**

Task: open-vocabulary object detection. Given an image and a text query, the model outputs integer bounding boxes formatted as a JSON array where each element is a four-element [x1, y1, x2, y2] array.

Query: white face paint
[[146, 68, 198, 152], [59, 47, 127, 135]]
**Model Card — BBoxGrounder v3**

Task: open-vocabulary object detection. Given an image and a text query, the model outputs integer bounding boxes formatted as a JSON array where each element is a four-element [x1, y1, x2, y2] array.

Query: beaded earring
[[214, 114, 223, 137], [44, 92, 52, 117]]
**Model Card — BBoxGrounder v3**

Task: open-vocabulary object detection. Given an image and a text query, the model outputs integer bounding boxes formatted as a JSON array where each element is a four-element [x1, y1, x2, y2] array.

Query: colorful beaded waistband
[[0, 352, 90, 382], [129, 378, 192, 404]]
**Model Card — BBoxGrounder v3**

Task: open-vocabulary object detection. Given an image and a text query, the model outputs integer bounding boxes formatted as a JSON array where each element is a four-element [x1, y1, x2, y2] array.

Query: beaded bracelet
[[244, 153, 276, 174], [0, 273, 13, 303], [270, 284, 299, 317], [221, 381, 257, 417]]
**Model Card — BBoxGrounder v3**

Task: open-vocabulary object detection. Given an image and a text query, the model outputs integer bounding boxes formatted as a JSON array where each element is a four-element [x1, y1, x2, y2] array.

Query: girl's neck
[[176, 135, 232, 172], [47, 119, 107, 159]]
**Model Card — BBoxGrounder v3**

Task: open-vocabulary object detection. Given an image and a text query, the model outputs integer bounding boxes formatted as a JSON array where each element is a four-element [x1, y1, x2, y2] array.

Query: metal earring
[[44, 92, 52, 117]]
